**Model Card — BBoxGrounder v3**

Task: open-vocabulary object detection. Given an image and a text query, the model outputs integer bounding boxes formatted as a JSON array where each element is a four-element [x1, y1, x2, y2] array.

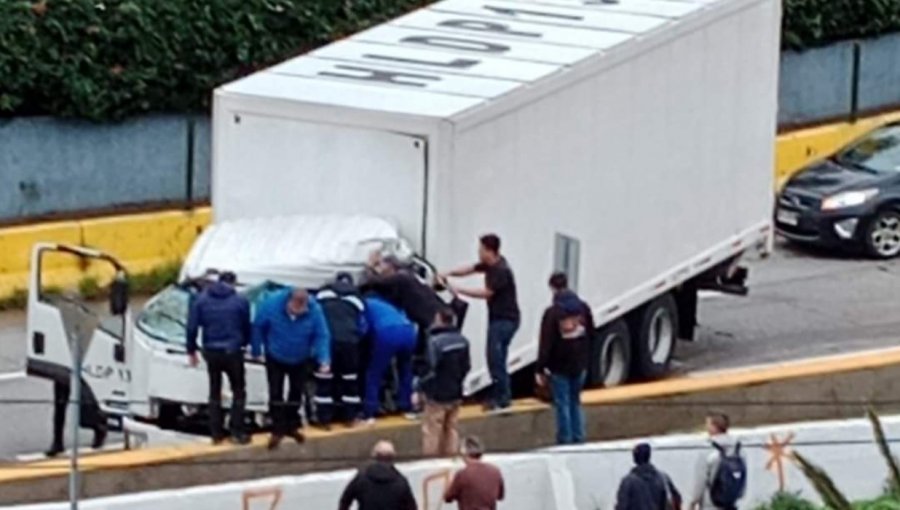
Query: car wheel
[[865, 210, 900, 259], [590, 319, 631, 387], [631, 294, 678, 380]]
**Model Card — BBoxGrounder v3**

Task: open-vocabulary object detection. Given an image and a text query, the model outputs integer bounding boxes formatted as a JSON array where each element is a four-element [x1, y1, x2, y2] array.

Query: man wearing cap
[[186, 271, 251, 445], [252, 287, 331, 449]]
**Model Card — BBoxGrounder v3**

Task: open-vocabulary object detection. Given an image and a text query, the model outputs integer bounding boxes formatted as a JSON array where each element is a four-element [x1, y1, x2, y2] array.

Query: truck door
[[26, 244, 132, 429], [214, 115, 430, 251]]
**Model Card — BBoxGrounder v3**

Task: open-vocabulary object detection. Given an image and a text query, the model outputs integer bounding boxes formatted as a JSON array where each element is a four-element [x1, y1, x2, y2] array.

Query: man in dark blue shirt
[[186, 271, 251, 444]]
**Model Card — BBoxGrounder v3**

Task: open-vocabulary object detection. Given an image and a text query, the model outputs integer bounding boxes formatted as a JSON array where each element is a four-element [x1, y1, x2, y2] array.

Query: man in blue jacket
[[252, 287, 331, 449], [362, 294, 418, 424], [186, 271, 251, 444]]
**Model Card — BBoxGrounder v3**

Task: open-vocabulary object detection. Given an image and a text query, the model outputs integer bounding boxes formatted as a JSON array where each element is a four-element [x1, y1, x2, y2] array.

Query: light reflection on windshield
[[136, 282, 287, 346], [837, 124, 900, 173]]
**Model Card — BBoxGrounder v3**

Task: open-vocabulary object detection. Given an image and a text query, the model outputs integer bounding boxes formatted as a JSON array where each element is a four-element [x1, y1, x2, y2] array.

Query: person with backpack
[[690, 413, 746, 510], [535, 272, 595, 445], [616, 443, 670, 510], [314, 273, 369, 428]]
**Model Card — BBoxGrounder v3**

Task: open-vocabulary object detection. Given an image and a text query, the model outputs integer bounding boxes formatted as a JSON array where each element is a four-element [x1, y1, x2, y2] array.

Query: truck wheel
[[591, 319, 631, 387], [631, 294, 678, 380], [865, 210, 900, 259]]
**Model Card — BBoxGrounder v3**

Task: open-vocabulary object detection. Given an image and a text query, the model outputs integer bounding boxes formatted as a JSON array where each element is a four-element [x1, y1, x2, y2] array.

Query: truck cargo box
[[213, 0, 779, 392]]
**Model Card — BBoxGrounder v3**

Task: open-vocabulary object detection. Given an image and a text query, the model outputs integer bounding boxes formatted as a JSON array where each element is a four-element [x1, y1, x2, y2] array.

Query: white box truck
[[27, 0, 779, 428]]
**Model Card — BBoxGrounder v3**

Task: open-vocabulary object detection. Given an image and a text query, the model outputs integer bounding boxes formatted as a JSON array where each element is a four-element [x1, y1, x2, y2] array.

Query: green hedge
[[783, 0, 900, 50], [0, 0, 427, 120], [1, 0, 899, 120]]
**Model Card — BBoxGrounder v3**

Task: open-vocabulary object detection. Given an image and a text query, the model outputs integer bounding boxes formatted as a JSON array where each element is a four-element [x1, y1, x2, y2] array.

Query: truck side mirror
[[109, 275, 129, 315]]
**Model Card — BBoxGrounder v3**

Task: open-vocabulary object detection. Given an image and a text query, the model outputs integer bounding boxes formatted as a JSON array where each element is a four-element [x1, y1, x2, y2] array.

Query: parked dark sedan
[[776, 122, 900, 258]]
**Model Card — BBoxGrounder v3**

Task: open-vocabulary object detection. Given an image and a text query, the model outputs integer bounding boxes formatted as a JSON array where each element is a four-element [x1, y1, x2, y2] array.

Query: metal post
[[57, 297, 97, 510], [69, 335, 81, 510]]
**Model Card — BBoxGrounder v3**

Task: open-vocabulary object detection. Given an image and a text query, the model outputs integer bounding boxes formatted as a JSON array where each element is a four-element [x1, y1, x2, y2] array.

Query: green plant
[[129, 261, 181, 295], [0, 289, 28, 311], [868, 407, 900, 496], [783, 0, 900, 50], [794, 451, 853, 510], [755, 492, 821, 510], [77, 275, 102, 300], [0, 0, 430, 120]]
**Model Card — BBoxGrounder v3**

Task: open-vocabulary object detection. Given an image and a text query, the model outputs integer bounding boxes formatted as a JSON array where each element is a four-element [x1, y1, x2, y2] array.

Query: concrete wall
[[0, 116, 211, 222], [13, 413, 900, 510]]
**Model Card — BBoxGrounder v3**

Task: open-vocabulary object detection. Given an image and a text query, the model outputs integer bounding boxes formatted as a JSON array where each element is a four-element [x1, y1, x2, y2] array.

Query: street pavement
[[0, 240, 898, 460]]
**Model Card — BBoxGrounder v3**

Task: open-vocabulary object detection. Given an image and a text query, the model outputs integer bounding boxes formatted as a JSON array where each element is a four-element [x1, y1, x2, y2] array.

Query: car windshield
[[136, 282, 287, 346], [836, 124, 900, 173]]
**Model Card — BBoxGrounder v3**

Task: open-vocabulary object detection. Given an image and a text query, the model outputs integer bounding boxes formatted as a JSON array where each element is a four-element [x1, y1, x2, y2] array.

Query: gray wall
[[2, 34, 900, 223], [779, 33, 900, 127], [0, 115, 210, 222]]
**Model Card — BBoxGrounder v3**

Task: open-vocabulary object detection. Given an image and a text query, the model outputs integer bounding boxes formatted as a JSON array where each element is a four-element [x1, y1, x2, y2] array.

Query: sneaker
[[92, 427, 108, 450], [211, 434, 228, 445], [230, 434, 251, 446], [45, 444, 64, 458], [267, 434, 283, 451], [403, 412, 421, 422], [288, 430, 306, 444], [362, 418, 376, 427], [486, 404, 513, 416]]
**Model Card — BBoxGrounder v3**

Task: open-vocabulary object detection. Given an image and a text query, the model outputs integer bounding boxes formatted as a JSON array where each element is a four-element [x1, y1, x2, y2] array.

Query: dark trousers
[[487, 319, 519, 408], [51, 380, 104, 449], [266, 358, 306, 436], [316, 342, 362, 425], [204, 350, 246, 438]]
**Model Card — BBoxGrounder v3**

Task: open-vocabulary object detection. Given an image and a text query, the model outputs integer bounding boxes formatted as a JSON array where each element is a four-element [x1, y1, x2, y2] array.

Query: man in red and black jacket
[[536, 272, 595, 445]]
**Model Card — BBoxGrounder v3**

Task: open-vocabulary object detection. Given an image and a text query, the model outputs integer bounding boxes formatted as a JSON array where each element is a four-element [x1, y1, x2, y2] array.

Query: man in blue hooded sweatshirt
[[252, 287, 331, 449], [535, 272, 595, 445], [186, 271, 251, 444]]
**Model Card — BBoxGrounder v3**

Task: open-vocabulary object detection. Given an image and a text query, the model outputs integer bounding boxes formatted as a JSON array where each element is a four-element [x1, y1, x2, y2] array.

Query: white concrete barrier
[[12, 414, 900, 510]]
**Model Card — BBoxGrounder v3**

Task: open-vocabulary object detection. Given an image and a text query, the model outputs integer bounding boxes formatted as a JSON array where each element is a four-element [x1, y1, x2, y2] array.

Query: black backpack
[[709, 441, 746, 509]]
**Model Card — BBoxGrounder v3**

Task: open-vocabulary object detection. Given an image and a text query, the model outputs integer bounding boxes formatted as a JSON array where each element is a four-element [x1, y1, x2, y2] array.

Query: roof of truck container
[[219, 0, 731, 120]]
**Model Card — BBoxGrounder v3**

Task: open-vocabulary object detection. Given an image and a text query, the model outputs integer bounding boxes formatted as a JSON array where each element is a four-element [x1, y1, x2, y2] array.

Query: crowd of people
[[338, 413, 745, 510]]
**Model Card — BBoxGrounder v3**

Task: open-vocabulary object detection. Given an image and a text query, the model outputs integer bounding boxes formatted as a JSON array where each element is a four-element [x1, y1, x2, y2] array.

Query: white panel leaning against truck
[[25, 0, 782, 430]]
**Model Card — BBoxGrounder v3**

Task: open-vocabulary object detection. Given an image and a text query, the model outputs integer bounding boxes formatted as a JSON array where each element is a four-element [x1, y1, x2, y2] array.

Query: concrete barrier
[[12, 412, 900, 510], [2, 347, 900, 505]]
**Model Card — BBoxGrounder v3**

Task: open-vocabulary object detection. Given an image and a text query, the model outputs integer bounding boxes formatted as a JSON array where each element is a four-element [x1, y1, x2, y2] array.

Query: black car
[[776, 122, 900, 258]]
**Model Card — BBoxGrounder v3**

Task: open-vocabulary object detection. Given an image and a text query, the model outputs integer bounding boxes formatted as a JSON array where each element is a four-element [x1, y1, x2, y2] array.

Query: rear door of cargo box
[[213, 114, 428, 250]]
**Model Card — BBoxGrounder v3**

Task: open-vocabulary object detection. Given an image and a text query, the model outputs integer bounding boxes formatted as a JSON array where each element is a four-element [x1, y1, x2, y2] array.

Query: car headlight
[[821, 188, 879, 211]]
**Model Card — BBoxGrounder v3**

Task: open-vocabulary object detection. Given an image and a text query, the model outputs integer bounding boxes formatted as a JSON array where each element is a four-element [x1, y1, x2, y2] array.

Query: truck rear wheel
[[590, 319, 631, 387], [631, 294, 678, 380]]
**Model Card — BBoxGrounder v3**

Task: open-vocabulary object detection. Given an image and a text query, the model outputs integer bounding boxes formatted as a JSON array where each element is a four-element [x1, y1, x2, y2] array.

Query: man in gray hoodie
[[690, 413, 746, 510]]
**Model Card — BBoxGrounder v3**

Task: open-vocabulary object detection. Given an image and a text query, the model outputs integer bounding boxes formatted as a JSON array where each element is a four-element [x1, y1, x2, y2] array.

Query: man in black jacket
[[315, 273, 368, 428], [338, 440, 417, 510], [617, 443, 681, 510], [536, 272, 595, 445], [420, 308, 470, 457]]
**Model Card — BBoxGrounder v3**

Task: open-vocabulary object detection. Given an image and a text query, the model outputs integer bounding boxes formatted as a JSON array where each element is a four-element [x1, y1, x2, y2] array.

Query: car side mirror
[[109, 274, 129, 316]]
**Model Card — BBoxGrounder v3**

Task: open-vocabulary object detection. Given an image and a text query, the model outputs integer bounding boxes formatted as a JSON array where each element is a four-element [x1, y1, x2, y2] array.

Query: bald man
[[338, 440, 417, 510], [253, 287, 331, 450]]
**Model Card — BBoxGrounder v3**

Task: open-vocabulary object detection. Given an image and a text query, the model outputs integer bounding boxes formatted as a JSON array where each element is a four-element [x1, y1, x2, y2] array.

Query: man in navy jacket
[[252, 287, 331, 449], [186, 271, 251, 444]]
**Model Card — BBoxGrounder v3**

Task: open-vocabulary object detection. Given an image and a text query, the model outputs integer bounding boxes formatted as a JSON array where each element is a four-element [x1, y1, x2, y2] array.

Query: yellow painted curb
[[2, 345, 899, 484]]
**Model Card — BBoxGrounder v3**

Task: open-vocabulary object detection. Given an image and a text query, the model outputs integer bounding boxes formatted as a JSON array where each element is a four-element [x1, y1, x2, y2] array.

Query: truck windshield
[[136, 282, 288, 346]]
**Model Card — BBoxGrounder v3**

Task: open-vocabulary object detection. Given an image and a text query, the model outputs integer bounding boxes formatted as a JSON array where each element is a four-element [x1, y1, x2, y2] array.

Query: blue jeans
[[550, 371, 586, 445], [364, 324, 416, 419], [487, 320, 519, 408]]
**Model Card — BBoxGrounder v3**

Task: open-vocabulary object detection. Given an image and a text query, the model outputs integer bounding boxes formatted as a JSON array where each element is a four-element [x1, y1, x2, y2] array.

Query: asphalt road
[[0, 241, 898, 460]]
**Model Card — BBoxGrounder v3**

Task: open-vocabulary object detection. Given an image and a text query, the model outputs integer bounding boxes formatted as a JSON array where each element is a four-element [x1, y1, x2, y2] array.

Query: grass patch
[[0, 261, 181, 311]]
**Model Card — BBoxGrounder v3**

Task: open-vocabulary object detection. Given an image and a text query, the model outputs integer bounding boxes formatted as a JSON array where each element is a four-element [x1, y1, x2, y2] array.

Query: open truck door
[[26, 243, 133, 431]]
